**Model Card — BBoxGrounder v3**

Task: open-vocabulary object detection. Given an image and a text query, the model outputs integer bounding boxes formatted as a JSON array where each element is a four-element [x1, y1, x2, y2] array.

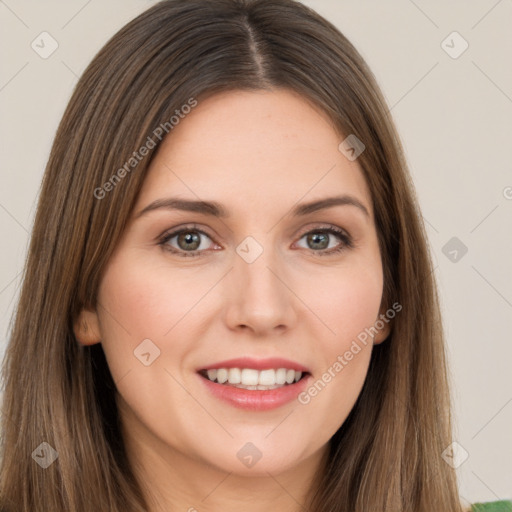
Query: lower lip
[[198, 373, 311, 411]]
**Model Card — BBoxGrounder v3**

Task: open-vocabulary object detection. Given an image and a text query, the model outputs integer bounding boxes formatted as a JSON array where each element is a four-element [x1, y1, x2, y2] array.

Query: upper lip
[[199, 357, 310, 373]]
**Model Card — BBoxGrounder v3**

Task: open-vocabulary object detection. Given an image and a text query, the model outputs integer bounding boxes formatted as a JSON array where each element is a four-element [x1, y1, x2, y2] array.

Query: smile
[[199, 367, 304, 390], [197, 358, 311, 411]]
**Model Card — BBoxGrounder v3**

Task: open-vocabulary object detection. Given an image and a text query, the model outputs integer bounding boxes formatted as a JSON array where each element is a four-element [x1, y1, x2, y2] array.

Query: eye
[[295, 226, 353, 256], [158, 225, 218, 257], [158, 224, 353, 258]]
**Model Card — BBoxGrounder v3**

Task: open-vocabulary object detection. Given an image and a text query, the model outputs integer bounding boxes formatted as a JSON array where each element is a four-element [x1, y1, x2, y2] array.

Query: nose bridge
[[225, 234, 297, 333]]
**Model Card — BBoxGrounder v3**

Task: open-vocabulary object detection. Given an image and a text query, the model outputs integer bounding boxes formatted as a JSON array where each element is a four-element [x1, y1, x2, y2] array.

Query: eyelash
[[157, 224, 354, 258]]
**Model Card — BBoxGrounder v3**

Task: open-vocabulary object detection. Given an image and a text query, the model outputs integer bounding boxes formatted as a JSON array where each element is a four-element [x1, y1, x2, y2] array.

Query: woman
[[0, 1, 509, 511]]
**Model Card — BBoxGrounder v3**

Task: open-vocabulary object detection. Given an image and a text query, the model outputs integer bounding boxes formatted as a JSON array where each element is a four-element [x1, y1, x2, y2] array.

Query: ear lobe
[[373, 312, 392, 345], [73, 308, 101, 346]]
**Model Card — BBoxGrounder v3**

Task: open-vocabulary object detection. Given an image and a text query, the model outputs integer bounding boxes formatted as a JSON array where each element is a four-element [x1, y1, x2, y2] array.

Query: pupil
[[309, 232, 328, 250], [179, 232, 200, 250]]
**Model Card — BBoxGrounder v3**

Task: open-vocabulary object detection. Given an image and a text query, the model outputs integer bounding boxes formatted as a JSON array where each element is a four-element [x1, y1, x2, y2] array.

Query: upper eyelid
[[159, 225, 214, 242], [160, 223, 349, 238]]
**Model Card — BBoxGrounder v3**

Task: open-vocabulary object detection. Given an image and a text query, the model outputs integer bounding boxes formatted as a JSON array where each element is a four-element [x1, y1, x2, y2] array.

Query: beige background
[[1, 0, 511, 505]]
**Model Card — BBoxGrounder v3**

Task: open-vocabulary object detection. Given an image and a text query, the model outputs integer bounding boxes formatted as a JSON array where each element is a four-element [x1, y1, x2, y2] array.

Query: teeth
[[228, 368, 241, 384], [203, 367, 304, 388], [217, 368, 228, 383], [258, 369, 275, 386], [275, 368, 287, 384], [241, 368, 259, 386]]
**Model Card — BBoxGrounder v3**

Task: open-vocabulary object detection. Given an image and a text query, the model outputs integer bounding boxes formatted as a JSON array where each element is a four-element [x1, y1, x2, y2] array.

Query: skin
[[75, 88, 390, 512]]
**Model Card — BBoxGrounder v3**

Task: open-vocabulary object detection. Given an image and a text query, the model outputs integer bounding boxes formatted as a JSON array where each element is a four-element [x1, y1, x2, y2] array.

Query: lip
[[198, 357, 310, 373], [198, 372, 312, 411]]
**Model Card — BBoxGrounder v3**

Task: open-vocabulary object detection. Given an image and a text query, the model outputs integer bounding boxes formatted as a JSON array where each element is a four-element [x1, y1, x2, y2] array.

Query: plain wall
[[0, 0, 511, 506]]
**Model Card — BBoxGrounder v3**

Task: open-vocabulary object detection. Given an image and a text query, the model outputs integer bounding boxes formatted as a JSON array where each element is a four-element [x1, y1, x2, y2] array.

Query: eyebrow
[[135, 194, 370, 219]]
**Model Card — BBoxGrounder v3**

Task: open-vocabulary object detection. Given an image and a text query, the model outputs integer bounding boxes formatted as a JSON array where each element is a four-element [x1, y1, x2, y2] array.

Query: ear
[[373, 310, 392, 345], [73, 308, 101, 346]]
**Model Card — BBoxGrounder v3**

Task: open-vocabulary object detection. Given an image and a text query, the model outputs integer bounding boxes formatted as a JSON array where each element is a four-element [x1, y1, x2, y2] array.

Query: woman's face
[[77, 89, 389, 478]]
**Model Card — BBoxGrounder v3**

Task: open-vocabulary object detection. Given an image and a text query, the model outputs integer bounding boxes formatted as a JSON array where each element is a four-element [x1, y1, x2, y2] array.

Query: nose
[[223, 242, 298, 336]]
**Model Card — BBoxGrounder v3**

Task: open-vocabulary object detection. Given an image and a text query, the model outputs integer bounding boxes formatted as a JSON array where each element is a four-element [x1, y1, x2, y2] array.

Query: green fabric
[[471, 501, 512, 512]]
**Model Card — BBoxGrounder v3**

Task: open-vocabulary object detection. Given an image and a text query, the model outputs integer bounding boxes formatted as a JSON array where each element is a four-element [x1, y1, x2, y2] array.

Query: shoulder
[[467, 501, 512, 512]]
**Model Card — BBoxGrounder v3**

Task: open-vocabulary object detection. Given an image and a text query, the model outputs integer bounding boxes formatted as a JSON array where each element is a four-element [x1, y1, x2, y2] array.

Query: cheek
[[95, 255, 182, 377], [304, 260, 384, 344], [294, 258, 383, 429], [95, 251, 223, 386], [99, 251, 208, 335], [95, 256, 205, 440]]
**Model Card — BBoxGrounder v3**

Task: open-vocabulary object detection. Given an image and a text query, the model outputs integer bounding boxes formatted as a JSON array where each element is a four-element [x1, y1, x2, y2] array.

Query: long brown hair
[[0, 1, 463, 510]]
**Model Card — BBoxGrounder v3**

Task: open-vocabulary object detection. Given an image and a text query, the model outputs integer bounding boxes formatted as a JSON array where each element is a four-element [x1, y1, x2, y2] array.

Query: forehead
[[137, 89, 373, 219]]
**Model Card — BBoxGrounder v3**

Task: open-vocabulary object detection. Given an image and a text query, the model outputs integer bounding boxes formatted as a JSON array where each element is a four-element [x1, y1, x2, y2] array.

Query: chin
[[198, 438, 314, 477]]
